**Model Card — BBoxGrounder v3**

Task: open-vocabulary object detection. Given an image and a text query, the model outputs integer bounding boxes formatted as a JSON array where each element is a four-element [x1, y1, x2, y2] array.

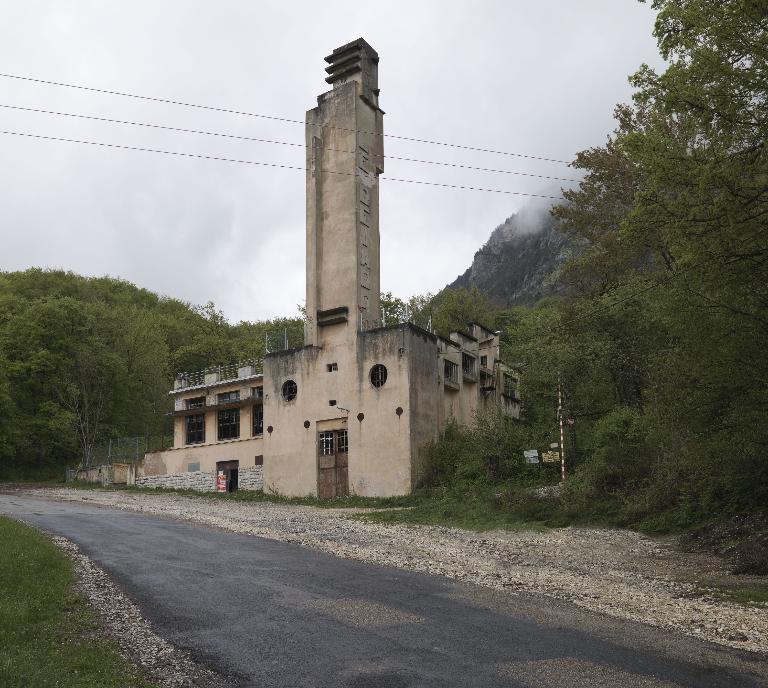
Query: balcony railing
[[173, 359, 262, 391]]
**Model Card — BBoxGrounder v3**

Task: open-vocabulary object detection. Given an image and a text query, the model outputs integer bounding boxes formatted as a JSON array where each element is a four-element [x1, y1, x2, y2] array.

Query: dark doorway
[[216, 460, 240, 493], [317, 429, 349, 498]]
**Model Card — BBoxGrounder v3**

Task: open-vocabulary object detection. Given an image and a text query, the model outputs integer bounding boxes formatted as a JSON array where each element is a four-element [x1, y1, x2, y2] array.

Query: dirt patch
[[29, 487, 768, 656]]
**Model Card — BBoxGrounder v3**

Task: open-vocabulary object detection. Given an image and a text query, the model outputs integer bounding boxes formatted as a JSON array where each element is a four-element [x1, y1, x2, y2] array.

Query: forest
[[1, 1, 765, 536]]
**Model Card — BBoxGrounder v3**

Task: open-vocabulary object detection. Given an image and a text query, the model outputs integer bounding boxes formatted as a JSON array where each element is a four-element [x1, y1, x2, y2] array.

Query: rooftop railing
[[174, 359, 263, 390]]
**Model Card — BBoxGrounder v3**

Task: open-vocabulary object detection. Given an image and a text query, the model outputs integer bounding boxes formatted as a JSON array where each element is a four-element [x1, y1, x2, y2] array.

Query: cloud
[[0, 0, 663, 322]]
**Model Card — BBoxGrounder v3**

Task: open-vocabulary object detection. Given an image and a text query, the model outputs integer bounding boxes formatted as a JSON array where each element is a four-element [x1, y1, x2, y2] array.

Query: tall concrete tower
[[304, 38, 384, 347]]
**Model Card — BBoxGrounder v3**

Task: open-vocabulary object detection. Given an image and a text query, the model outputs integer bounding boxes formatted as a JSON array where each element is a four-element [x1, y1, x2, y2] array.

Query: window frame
[[252, 407, 264, 437], [217, 390, 240, 404], [185, 413, 205, 445], [217, 408, 240, 441], [318, 431, 335, 456], [370, 364, 388, 389]]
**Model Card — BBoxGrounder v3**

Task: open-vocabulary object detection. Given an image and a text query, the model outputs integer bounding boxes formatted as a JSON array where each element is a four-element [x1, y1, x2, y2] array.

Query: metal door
[[317, 429, 349, 498]]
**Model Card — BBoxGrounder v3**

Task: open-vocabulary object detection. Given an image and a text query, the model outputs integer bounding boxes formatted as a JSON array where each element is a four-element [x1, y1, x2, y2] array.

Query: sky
[[0, 1, 664, 323]]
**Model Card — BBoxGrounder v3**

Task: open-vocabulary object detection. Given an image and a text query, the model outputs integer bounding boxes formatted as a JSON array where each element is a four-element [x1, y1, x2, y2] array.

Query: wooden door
[[317, 430, 349, 498]]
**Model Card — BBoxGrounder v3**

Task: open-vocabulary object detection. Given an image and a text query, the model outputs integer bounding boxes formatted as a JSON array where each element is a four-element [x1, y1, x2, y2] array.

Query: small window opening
[[327, 362, 338, 372], [329, 399, 337, 406], [370, 364, 387, 388], [282, 379, 297, 401], [186, 396, 205, 410]]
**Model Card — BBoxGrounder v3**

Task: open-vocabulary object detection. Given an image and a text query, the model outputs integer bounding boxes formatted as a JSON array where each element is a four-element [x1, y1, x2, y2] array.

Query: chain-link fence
[[88, 435, 174, 465]]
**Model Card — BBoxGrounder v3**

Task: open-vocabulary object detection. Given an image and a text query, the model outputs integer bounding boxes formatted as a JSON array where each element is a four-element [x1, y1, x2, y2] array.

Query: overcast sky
[[0, 1, 663, 322]]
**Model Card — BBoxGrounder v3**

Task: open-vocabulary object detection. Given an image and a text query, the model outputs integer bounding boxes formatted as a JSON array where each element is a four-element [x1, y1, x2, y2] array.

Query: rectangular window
[[480, 355, 488, 368], [218, 390, 240, 404], [251, 386, 263, 399], [185, 414, 205, 445], [217, 409, 240, 440], [186, 396, 205, 410], [444, 359, 459, 385], [326, 362, 338, 372], [252, 407, 264, 436], [318, 431, 335, 456], [461, 353, 476, 377], [337, 430, 348, 453], [503, 375, 518, 399]]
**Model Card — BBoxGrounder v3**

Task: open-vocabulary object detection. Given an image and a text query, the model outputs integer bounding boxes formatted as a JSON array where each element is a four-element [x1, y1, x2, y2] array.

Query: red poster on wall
[[216, 471, 227, 493]]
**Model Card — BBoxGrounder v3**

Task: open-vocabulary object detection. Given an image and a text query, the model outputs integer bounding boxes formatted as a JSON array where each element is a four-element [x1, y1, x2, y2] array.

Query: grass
[[59, 481, 430, 510], [701, 582, 768, 608], [0, 516, 155, 688], [357, 487, 570, 532]]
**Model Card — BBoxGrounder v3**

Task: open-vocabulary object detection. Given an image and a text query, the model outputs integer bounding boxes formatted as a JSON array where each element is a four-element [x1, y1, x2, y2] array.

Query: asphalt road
[[1, 494, 766, 688]]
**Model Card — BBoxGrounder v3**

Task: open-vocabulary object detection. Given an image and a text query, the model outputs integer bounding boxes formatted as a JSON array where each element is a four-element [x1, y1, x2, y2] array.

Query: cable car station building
[[138, 39, 520, 497]]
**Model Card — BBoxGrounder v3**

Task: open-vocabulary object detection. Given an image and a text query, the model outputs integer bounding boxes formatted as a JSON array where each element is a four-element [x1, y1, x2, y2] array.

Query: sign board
[[216, 470, 227, 492], [550, 442, 560, 449], [542, 451, 560, 463], [524, 449, 540, 464]]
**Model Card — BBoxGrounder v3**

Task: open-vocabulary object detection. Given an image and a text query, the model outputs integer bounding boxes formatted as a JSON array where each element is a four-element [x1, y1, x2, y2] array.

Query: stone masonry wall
[[136, 466, 263, 492], [238, 467, 263, 490]]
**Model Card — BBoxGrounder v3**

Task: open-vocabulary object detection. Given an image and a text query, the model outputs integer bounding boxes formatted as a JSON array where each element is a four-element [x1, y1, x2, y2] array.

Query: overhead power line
[[0, 104, 581, 184], [0, 72, 572, 165], [0, 129, 565, 199]]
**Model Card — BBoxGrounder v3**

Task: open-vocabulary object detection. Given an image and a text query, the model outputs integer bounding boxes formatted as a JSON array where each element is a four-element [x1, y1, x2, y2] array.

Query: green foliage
[[0, 269, 303, 478], [0, 516, 155, 687], [389, 2, 768, 534], [423, 413, 548, 489]]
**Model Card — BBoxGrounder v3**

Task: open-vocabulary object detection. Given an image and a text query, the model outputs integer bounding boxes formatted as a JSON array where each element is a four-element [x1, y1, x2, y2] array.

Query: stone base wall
[[137, 471, 215, 491], [136, 467, 263, 492], [238, 466, 263, 490]]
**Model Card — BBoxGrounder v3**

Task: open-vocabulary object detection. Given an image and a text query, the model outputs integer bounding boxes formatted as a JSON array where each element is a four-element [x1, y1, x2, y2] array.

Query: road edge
[[52, 534, 231, 688]]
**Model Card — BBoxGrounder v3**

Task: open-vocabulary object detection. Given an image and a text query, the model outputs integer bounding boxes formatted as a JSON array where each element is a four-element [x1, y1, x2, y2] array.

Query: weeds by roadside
[[0, 516, 156, 688]]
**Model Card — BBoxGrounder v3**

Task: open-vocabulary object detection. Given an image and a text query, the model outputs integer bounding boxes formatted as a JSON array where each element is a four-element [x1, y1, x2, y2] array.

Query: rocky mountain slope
[[448, 205, 572, 308]]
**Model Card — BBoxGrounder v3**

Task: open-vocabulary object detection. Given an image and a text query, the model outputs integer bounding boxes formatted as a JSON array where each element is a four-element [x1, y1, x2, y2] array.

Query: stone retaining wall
[[136, 466, 263, 492]]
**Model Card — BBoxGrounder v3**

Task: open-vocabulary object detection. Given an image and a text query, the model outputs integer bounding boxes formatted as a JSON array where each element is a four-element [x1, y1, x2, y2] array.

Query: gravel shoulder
[[22, 487, 768, 656], [54, 535, 227, 688]]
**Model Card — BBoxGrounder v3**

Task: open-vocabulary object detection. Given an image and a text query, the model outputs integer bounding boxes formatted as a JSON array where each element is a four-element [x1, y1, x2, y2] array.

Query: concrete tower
[[304, 38, 384, 347]]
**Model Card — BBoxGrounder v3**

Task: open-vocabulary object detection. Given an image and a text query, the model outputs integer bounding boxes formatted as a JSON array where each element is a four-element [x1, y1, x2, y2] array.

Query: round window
[[370, 364, 387, 388], [282, 379, 297, 401]]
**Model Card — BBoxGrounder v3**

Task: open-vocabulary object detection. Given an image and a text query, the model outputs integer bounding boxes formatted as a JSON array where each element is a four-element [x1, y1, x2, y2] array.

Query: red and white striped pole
[[558, 378, 567, 482]]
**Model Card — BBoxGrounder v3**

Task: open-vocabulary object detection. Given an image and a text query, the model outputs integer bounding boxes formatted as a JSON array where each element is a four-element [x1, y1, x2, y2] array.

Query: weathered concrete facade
[[141, 39, 520, 496]]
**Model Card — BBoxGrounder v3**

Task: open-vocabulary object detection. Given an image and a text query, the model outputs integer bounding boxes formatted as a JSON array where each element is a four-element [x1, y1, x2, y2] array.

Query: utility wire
[[0, 103, 581, 184], [0, 129, 565, 199], [0, 72, 572, 165]]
